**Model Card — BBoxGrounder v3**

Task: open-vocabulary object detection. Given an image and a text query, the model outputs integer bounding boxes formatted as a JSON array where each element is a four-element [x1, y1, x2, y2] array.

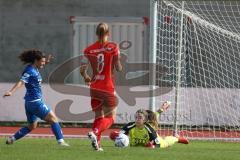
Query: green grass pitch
[[0, 138, 239, 160]]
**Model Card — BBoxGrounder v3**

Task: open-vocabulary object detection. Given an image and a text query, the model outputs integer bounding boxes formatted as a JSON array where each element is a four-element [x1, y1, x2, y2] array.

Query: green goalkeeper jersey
[[120, 122, 160, 147]]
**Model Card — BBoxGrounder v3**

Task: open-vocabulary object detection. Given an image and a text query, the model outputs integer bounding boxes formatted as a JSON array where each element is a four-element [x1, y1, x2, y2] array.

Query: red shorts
[[90, 89, 118, 111]]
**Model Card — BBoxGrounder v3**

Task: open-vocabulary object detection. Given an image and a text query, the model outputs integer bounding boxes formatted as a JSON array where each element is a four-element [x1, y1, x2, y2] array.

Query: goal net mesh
[[155, 0, 240, 140]]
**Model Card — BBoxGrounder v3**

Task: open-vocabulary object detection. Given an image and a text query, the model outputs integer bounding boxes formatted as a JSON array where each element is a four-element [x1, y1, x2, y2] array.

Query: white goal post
[[150, 0, 240, 141]]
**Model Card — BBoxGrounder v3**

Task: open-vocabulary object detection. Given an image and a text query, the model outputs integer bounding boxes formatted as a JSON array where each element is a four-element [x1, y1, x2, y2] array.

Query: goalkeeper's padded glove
[[145, 142, 155, 149], [109, 131, 120, 141]]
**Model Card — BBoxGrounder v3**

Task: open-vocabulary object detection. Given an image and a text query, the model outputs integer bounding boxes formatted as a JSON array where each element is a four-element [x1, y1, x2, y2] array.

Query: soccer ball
[[114, 133, 129, 147]]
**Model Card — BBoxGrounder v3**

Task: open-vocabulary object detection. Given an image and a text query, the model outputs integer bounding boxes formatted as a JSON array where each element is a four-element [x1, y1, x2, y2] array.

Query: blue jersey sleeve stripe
[[21, 72, 30, 83], [20, 78, 28, 83]]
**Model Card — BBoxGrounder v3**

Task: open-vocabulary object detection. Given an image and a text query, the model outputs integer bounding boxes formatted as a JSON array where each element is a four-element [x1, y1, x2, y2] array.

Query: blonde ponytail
[[96, 22, 109, 45]]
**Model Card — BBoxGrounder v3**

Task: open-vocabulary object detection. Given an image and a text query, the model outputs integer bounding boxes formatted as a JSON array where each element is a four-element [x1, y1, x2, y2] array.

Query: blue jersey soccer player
[[3, 49, 69, 146]]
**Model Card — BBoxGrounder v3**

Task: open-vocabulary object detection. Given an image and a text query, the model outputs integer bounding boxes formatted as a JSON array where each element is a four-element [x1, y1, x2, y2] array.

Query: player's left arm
[[80, 55, 91, 85], [45, 54, 54, 64], [113, 46, 123, 72]]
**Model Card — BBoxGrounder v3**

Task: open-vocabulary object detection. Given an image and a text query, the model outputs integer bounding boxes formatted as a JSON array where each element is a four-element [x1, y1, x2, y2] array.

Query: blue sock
[[13, 127, 31, 140], [51, 122, 64, 141]]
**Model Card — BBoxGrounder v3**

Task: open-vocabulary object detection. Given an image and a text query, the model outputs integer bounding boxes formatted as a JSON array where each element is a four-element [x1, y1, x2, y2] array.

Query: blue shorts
[[25, 100, 51, 123]]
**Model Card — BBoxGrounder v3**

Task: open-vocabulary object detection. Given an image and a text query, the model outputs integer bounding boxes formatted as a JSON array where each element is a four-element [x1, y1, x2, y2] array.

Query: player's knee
[[28, 123, 37, 130], [48, 116, 58, 124], [103, 106, 116, 116], [45, 112, 59, 124], [105, 114, 115, 119], [105, 110, 116, 121]]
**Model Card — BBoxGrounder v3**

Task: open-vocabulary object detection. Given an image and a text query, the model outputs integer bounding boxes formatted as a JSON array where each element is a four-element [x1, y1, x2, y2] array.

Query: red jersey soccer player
[[80, 22, 122, 151]]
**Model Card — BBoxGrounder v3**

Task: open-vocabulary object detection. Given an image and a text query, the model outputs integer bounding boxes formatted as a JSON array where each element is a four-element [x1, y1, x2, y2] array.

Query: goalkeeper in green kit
[[110, 101, 189, 148]]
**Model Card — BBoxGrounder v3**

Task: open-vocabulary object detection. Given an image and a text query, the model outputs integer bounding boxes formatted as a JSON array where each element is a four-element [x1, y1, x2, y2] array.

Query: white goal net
[[153, 0, 240, 141]]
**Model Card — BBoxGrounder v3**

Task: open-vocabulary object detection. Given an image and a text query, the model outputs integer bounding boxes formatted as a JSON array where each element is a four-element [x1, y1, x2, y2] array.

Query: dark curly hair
[[18, 49, 45, 64]]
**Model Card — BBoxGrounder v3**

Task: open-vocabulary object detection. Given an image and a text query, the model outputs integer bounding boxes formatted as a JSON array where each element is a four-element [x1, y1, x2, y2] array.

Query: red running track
[[1, 126, 239, 141], [0, 126, 116, 138]]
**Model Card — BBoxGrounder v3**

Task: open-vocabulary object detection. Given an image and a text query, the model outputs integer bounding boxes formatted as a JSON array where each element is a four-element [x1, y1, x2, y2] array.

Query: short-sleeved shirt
[[84, 41, 119, 93], [20, 65, 42, 101], [120, 122, 160, 147]]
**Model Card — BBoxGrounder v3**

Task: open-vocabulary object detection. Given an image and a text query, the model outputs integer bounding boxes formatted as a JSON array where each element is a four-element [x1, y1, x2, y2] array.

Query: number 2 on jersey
[[97, 53, 104, 73]]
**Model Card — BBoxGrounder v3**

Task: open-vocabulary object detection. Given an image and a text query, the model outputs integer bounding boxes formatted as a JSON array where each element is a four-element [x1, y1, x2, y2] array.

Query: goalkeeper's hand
[[109, 131, 120, 141], [145, 141, 155, 149], [158, 101, 171, 113]]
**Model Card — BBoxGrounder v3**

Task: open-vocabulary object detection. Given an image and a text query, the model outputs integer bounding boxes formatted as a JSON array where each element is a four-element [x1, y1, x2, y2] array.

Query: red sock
[[101, 116, 114, 131], [92, 116, 114, 145], [93, 116, 114, 133], [92, 117, 103, 135]]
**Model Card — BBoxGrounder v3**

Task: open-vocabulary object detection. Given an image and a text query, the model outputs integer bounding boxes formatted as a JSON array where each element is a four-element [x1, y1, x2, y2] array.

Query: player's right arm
[[3, 80, 24, 97], [80, 63, 91, 85], [80, 54, 91, 85], [3, 69, 31, 97], [120, 122, 136, 135]]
